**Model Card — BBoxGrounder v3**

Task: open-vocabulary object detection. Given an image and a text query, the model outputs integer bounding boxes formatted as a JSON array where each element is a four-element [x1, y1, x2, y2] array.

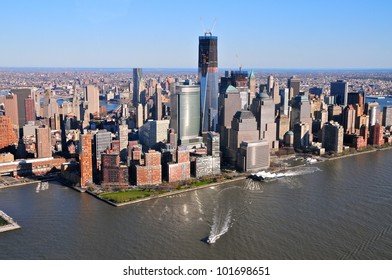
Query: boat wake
[[35, 182, 49, 193], [207, 208, 232, 244], [250, 167, 321, 181], [283, 167, 321, 177], [244, 179, 263, 191]]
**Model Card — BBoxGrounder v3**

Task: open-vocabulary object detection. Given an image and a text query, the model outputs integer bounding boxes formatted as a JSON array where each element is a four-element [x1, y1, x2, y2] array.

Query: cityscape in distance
[[1, 0, 392, 261]]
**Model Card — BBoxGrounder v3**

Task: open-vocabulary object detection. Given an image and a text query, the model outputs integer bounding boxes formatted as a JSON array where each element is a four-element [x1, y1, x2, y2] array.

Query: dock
[[0, 210, 21, 233]]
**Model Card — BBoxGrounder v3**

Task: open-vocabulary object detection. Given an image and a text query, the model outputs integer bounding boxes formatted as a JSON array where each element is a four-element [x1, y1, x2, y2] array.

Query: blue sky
[[1, 0, 391, 68]]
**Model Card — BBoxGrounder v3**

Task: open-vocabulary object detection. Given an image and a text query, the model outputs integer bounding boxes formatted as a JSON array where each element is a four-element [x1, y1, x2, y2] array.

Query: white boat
[[306, 158, 318, 164], [207, 235, 218, 244], [249, 171, 285, 181]]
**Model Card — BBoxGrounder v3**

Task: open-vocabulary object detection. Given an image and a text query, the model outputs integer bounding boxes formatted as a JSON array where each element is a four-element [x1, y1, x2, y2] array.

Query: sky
[[0, 0, 391, 69]]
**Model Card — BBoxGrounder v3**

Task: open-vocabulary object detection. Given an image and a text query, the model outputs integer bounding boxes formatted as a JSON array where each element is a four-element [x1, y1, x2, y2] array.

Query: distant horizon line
[[1, 66, 392, 73]]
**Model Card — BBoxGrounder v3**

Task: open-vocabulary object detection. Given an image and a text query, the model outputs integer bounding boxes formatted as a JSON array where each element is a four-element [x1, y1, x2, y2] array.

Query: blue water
[[365, 96, 392, 109]]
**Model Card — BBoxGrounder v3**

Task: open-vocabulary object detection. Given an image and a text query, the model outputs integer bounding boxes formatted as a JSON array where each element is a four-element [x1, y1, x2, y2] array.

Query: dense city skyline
[[1, 0, 391, 68]]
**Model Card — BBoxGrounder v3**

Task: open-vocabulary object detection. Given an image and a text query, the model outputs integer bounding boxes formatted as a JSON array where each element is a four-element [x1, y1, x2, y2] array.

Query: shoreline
[[1, 145, 390, 207], [321, 145, 392, 162], [0, 180, 40, 189], [86, 145, 392, 207], [89, 176, 247, 207]]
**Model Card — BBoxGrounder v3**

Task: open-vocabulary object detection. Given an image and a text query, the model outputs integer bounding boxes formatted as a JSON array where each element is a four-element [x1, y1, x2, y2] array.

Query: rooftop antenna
[[236, 54, 242, 72], [200, 17, 217, 36]]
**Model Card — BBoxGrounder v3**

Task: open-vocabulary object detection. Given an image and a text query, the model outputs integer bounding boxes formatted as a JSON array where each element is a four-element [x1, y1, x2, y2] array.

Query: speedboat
[[207, 235, 218, 244], [248, 171, 285, 181]]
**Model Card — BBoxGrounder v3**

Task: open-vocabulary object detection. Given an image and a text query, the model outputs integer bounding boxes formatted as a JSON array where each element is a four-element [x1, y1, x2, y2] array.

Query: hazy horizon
[[1, 0, 391, 69]]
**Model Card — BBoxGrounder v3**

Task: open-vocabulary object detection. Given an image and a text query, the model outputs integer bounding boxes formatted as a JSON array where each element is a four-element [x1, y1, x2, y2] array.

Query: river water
[[1, 149, 392, 260]]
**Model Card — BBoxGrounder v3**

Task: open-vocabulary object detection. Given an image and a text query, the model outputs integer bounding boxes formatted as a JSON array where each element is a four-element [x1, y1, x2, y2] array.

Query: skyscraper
[[248, 70, 256, 105], [35, 126, 51, 158], [93, 130, 112, 170], [133, 68, 145, 107], [293, 122, 310, 151], [170, 84, 201, 145], [11, 88, 31, 127], [118, 123, 129, 161], [4, 94, 19, 128], [383, 106, 392, 127], [330, 80, 348, 106], [342, 105, 356, 134], [322, 121, 344, 153], [198, 33, 218, 132], [153, 84, 163, 121], [250, 91, 278, 149], [25, 97, 35, 123], [0, 116, 17, 149], [80, 133, 93, 188], [288, 77, 301, 100], [86, 85, 100, 118]]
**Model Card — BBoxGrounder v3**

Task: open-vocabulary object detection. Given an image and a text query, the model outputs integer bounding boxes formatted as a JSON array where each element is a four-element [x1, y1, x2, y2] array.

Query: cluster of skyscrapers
[[1, 33, 392, 189]]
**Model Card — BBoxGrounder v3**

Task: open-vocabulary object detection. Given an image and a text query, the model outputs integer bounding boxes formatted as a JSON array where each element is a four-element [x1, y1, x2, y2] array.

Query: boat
[[207, 235, 218, 244], [248, 171, 285, 181], [305, 158, 318, 164]]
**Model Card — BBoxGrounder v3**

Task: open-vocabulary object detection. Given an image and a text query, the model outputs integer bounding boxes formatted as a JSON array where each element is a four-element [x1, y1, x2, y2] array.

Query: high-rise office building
[[0, 116, 17, 149], [93, 130, 112, 170], [267, 75, 274, 94], [293, 122, 310, 151], [154, 84, 163, 121], [79, 133, 93, 188], [228, 111, 259, 165], [322, 121, 344, 153], [170, 84, 201, 145], [368, 123, 384, 146], [198, 33, 218, 132], [330, 80, 348, 106], [118, 123, 129, 161], [366, 102, 381, 126], [342, 105, 356, 134], [288, 77, 301, 100], [25, 97, 35, 123], [272, 81, 281, 108], [250, 92, 278, 149], [383, 106, 392, 127], [86, 85, 100, 118], [348, 92, 365, 117], [290, 95, 313, 143], [133, 68, 145, 107], [217, 85, 242, 159], [139, 119, 170, 150], [11, 88, 31, 127], [4, 94, 19, 128], [35, 126, 51, 158], [237, 140, 270, 172], [220, 70, 249, 110], [248, 70, 256, 105], [280, 88, 290, 116], [328, 105, 343, 124]]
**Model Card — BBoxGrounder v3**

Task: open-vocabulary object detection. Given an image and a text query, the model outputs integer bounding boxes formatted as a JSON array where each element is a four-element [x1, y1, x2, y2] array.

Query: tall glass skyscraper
[[330, 80, 348, 106], [198, 33, 218, 133], [133, 68, 144, 107]]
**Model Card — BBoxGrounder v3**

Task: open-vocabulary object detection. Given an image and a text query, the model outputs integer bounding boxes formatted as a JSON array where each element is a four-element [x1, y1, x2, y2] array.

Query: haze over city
[[1, 0, 391, 69]]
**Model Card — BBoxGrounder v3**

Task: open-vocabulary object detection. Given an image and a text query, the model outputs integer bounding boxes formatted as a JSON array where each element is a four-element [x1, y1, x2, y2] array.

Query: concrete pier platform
[[0, 210, 21, 233]]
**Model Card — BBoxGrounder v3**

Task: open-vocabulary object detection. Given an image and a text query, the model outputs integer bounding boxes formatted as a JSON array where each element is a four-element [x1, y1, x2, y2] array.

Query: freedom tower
[[198, 32, 218, 133]]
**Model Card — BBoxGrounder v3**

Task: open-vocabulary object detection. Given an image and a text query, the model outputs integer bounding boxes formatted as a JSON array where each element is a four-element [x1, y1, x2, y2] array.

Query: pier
[[0, 210, 21, 233]]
